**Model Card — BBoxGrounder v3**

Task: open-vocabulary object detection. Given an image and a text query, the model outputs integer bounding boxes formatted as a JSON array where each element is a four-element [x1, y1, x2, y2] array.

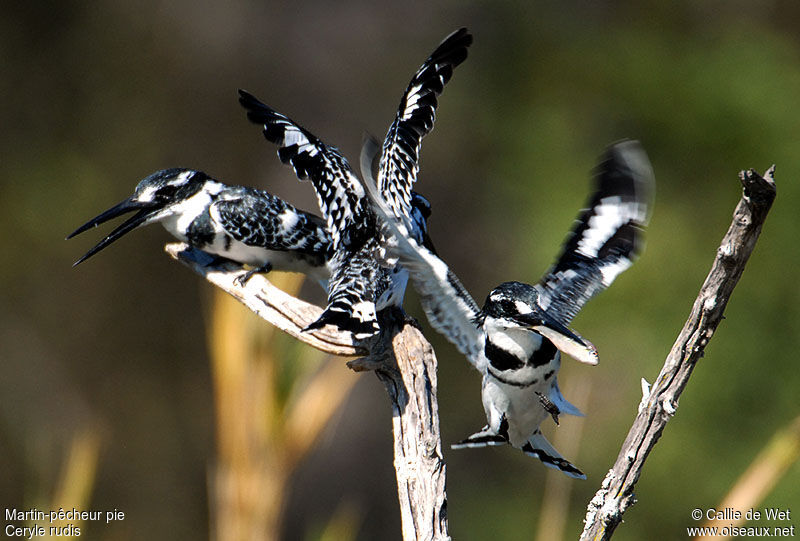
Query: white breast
[[484, 317, 544, 360], [159, 190, 217, 240], [482, 375, 551, 447]]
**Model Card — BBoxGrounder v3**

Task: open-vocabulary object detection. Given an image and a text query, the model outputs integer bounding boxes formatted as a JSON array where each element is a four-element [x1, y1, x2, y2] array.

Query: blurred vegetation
[[698, 415, 800, 539], [1, 1, 798, 540], [207, 274, 359, 540]]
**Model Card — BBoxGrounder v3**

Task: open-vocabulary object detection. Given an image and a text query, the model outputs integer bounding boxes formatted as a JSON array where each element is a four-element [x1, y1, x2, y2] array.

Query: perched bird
[[364, 140, 655, 478], [238, 28, 472, 338], [68, 168, 333, 288]]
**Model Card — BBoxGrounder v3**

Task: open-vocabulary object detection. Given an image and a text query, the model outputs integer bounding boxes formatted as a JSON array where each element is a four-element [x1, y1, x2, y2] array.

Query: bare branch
[[580, 167, 777, 540], [166, 242, 449, 540], [165, 243, 366, 357], [350, 310, 450, 540]]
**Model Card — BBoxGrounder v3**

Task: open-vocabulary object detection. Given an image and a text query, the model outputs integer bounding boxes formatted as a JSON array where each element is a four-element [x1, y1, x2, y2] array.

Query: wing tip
[[602, 139, 656, 221], [237, 88, 264, 112], [441, 27, 473, 51]]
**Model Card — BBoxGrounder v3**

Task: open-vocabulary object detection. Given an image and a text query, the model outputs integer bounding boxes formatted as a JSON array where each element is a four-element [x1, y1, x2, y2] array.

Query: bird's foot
[[233, 264, 272, 287]]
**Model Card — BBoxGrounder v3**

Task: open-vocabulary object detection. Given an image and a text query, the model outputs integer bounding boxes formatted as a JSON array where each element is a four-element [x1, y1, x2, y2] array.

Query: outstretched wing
[[238, 89, 370, 251], [214, 187, 331, 257], [378, 27, 472, 221], [535, 140, 655, 324], [363, 141, 485, 368]]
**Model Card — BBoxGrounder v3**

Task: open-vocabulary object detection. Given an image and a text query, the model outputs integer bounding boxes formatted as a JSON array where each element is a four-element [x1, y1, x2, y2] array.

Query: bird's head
[[129, 168, 209, 208], [483, 281, 599, 365], [67, 168, 210, 265]]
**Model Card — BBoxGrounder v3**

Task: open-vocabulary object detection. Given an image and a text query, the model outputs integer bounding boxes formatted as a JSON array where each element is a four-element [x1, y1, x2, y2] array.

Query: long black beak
[[67, 198, 161, 266], [512, 310, 599, 366]]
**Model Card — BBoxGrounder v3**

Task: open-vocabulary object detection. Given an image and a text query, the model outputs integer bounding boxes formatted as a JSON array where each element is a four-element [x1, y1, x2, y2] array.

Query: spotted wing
[[214, 187, 331, 257], [239, 89, 369, 251], [378, 27, 472, 222], [362, 134, 436, 253], [535, 140, 654, 324], [363, 146, 485, 369]]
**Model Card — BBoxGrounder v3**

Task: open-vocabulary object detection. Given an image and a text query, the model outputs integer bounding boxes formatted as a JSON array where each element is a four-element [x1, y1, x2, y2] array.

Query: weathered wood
[[350, 310, 449, 541], [165, 243, 365, 357], [580, 167, 777, 541], [166, 243, 449, 540]]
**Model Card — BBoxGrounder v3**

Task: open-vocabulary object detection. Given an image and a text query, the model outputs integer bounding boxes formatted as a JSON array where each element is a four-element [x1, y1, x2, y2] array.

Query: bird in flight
[[363, 139, 655, 478]]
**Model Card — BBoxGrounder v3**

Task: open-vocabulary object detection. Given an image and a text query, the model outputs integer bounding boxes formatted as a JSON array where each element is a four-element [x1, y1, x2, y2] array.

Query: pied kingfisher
[[365, 140, 655, 478], [238, 28, 472, 338], [68, 168, 333, 288]]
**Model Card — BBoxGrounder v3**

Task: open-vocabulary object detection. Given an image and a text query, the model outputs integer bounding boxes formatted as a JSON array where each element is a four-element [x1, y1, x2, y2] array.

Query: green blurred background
[[1, 1, 798, 539]]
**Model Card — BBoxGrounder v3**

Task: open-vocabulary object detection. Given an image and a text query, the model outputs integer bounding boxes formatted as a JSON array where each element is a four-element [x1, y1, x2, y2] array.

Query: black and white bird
[[364, 140, 655, 478], [238, 28, 472, 338], [68, 168, 333, 288]]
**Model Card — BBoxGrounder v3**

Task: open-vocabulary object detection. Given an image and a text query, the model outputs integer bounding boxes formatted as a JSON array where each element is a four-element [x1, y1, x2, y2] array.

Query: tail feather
[[304, 300, 378, 339], [521, 430, 586, 479], [303, 245, 383, 339], [451, 425, 508, 449]]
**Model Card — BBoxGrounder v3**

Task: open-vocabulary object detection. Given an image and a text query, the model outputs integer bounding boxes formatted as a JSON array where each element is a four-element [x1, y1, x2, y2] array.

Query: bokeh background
[[2, 1, 798, 540]]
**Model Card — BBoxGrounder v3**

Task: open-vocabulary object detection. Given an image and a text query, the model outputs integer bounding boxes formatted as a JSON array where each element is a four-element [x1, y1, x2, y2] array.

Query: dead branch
[[166, 243, 365, 357], [349, 309, 449, 541], [580, 167, 777, 541], [166, 243, 449, 541]]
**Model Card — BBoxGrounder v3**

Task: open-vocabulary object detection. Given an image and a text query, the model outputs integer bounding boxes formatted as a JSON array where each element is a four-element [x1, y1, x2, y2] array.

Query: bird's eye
[[500, 299, 516, 313], [157, 185, 181, 200]]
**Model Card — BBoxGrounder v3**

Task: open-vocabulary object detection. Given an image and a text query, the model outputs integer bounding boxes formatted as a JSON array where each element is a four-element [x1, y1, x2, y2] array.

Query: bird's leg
[[234, 263, 273, 286], [536, 391, 561, 425]]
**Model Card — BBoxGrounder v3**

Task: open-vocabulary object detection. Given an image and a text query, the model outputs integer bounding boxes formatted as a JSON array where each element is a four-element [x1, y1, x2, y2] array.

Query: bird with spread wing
[[238, 28, 472, 338], [363, 139, 654, 478]]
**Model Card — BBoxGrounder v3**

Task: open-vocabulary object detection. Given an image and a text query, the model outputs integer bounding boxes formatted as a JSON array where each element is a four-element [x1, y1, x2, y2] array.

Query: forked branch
[[166, 243, 449, 541], [580, 167, 777, 540]]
